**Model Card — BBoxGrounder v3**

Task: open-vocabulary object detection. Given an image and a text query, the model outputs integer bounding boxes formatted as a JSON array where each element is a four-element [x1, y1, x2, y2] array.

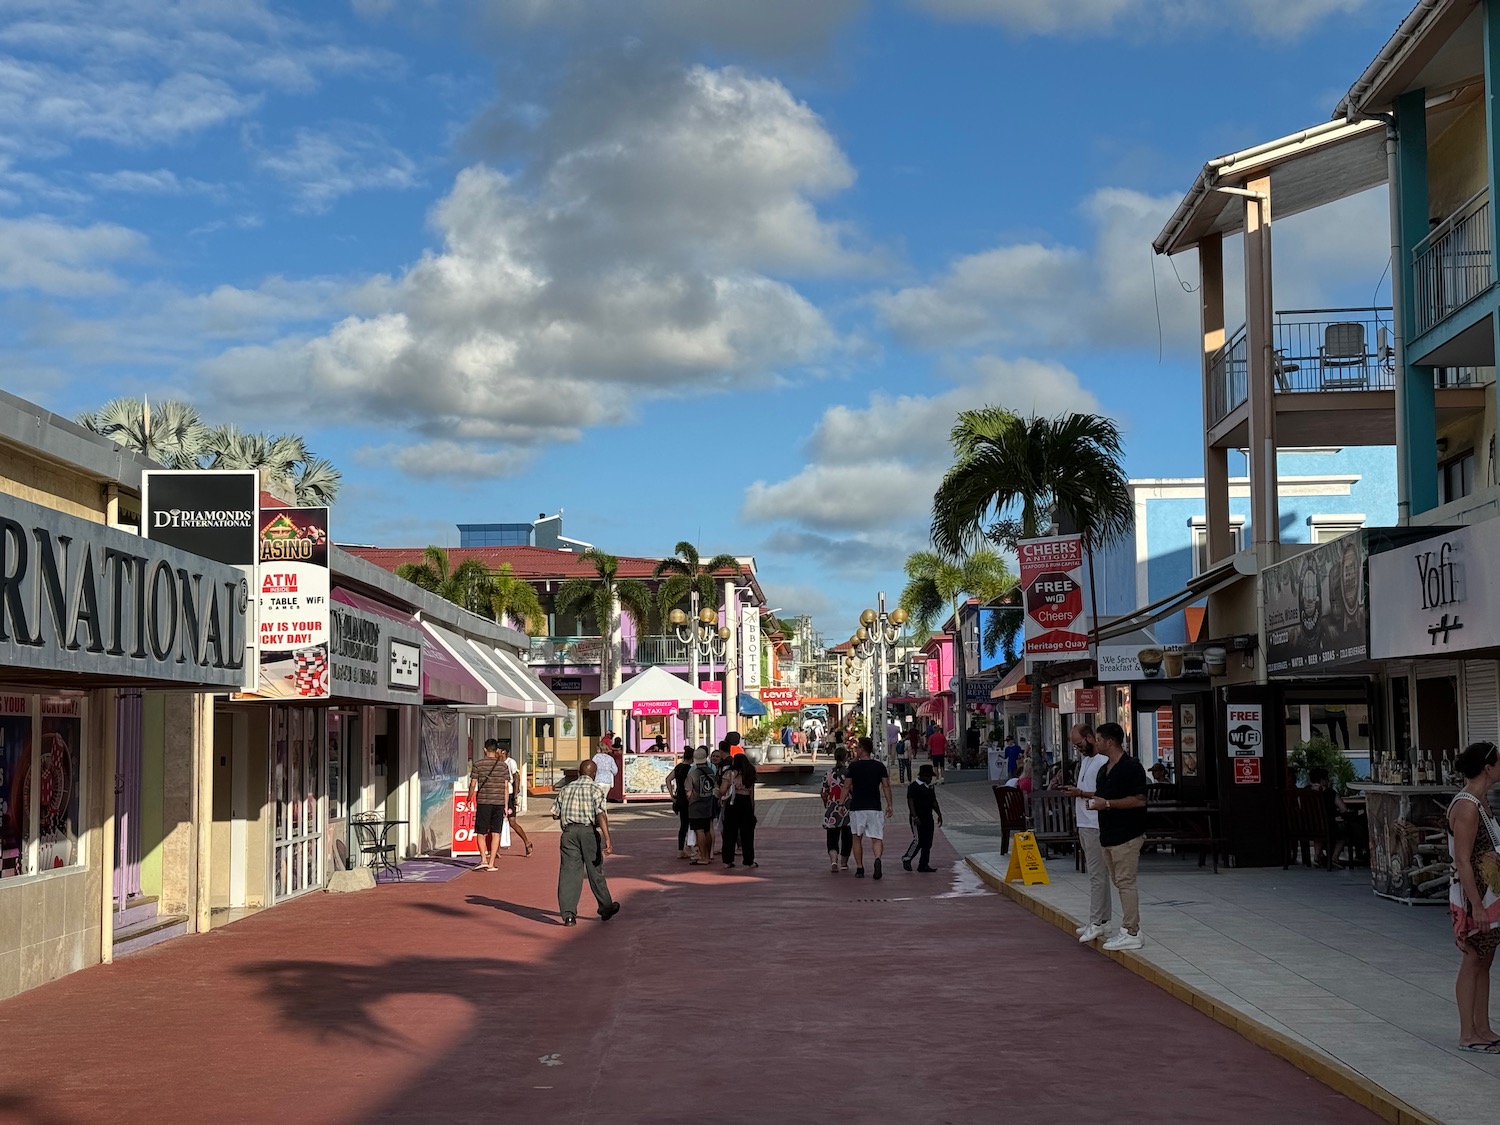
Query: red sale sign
[[453, 793, 479, 855], [1019, 535, 1088, 667]]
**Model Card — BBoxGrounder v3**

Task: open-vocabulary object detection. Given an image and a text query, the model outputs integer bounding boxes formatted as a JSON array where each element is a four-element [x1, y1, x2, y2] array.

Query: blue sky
[[0, 0, 1410, 634]]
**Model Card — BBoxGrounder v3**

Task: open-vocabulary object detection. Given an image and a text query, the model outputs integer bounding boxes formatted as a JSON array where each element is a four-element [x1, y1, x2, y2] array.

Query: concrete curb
[[965, 855, 1440, 1125]]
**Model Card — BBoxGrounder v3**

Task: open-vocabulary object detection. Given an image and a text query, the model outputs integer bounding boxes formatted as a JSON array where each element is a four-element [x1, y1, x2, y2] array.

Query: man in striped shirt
[[553, 760, 619, 926], [467, 740, 510, 871]]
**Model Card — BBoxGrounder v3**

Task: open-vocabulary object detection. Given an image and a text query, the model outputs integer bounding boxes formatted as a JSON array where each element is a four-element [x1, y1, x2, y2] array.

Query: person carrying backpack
[[685, 746, 717, 864]]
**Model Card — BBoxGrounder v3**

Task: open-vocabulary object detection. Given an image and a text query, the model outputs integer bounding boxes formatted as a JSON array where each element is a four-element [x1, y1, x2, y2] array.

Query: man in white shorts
[[846, 736, 893, 880]]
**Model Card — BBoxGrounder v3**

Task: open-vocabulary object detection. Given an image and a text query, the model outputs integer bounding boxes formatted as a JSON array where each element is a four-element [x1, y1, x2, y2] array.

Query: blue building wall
[[1094, 446, 1398, 638]]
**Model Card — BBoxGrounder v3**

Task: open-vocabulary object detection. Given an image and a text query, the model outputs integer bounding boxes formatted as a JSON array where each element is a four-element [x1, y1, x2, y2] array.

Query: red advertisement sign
[[1019, 535, 1088, 665], [632, 700, 676, 716], [1234, 758, 1262, 785], [759, 686, 801, 711], [453, 793, 479, 855], [691, 699, 720, 714], [1073, 688, 1103, 713]]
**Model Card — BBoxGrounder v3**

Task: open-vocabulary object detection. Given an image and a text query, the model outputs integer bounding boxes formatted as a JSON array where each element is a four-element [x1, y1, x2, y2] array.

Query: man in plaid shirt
[[553, 760, 619, 927]]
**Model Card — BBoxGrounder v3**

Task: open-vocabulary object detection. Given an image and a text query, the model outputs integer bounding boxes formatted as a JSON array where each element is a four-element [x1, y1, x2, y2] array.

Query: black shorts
[[475, 803, 507, 835], [689, 816, 712, 831]]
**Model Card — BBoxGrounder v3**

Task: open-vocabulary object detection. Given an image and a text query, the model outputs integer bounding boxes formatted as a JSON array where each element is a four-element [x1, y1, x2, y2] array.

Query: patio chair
[[351, 811, 400, 879], [992, 785, 1026, 854], [1319, 322, 1370, 389], [1027, 789, 1077, 859]]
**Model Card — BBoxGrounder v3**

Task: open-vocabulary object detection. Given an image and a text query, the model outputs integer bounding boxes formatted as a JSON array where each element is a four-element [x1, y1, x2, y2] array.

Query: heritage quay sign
[[1019, 535, 1088, 666], [0, 493, 249, 686]]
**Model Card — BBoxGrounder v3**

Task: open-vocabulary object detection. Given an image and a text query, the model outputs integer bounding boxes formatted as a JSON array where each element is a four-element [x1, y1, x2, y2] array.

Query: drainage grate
[[1156, 899, 1204, 907]]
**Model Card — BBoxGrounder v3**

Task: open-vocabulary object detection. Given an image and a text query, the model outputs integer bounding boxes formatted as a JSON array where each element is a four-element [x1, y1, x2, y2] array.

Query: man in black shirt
[[846, 736, 893, 879], [1085, 722, 1148, 951], [903, 763, 942, 872]]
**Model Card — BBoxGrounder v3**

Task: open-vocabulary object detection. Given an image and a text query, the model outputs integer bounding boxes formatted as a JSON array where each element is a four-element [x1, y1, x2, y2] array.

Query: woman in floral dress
[[1448, 741, 1500, 1052]]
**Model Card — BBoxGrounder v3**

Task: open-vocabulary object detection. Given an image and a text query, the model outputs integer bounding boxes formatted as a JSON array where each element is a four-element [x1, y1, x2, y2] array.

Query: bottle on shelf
[[1420, 753, 1432, 785]]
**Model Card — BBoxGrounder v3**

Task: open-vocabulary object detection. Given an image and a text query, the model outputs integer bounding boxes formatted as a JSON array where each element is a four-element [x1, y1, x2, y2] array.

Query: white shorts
[[849, 810, 885, 840]]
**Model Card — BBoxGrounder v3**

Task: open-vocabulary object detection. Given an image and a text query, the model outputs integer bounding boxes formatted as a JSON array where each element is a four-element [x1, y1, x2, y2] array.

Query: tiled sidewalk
[[967, 850, 1499, 1125]]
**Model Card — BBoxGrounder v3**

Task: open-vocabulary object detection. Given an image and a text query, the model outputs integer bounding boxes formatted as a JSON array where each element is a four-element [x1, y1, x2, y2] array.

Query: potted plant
[[1287, 736, 1356, 795]]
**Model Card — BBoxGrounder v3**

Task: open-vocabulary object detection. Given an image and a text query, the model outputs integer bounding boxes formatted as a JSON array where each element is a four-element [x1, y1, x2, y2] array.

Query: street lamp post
[[849, 591, 908, 765], [669, 589, 729, 745]]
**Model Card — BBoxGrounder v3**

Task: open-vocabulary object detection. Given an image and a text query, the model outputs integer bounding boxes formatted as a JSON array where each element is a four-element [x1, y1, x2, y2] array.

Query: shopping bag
[[500, 820, 512, 849]]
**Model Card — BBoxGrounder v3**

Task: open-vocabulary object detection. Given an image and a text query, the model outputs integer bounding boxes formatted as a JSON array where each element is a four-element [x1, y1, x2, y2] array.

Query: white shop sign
[[1225, 703, 1263, 758], [1369, 519, 1500, 658]]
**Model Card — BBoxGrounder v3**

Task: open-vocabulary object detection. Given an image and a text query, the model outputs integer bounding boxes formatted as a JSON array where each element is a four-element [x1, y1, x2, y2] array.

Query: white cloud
[[87, 168, 215, 195], [199, 63, 855, 463], [249, 126, 421, 213], [357, 440, 535, 480], [911, 0, 1370, 38], [742, 356, 1099, 531], [475, 0, 865, 56], [0, 216, 147, 294], [0, 1, 397, 154], [876, 188, 1196, 354], [876, 185, 1392, 357]]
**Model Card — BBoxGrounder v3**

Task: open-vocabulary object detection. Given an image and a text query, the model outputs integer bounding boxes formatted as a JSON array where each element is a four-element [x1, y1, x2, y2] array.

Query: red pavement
[[0, 827, 1378, 1125]]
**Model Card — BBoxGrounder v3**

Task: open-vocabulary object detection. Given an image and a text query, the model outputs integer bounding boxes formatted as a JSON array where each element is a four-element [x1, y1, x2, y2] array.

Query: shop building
[[0, 394, 249, 999], [345, 532, 769, 785]]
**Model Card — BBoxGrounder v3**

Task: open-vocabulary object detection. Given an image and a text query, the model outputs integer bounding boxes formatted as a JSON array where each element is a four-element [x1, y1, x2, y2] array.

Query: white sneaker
[[1077, 923, 1108, 943], [1074, 923, 1089, 936], [1102, 930, 1144, 951]]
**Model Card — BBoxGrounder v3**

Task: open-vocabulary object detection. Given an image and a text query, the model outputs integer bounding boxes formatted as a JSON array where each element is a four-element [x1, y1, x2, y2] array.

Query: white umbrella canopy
[[588, 665, 718, 711]]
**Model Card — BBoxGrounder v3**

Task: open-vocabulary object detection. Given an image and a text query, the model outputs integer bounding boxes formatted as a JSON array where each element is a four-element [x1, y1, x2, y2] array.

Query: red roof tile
[[342, 544, 668, 580]]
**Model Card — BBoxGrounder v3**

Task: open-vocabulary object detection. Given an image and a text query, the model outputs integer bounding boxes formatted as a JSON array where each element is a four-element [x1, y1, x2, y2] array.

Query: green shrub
[[1288, 736, 1356, 795]]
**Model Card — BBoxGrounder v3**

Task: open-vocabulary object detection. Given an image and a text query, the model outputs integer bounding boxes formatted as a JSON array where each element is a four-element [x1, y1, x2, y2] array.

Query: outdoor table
[[1144, 804, 1223, 873], [355, 818, 408, 881]]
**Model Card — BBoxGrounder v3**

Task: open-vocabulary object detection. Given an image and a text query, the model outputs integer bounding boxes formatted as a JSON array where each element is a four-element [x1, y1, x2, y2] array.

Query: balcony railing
[[628, 635, 690, 667], [1208, 308, 1408, 427], [528, 636, 604, 665], [1413, 188, 1493, 338], [527, 634, 695, 667]]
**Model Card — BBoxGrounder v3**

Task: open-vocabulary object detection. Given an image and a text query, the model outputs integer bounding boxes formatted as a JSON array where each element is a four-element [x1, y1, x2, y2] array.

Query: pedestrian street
[[0, 796, 1379, 1125]]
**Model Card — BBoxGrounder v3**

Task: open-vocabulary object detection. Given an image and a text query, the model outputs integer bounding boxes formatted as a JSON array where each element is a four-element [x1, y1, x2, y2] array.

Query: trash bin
[[987, 747, 1003, 782]]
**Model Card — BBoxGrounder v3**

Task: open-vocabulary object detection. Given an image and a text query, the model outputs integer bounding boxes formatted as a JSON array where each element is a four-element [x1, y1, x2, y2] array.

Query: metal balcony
[[627, 635, 691, 667], [1207, 308, 1414, 428], [1413, 189, 1493, 338]]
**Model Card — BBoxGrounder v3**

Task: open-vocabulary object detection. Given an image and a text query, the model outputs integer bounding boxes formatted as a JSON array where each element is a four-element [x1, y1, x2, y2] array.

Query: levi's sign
[[0, 493, 250, 686]]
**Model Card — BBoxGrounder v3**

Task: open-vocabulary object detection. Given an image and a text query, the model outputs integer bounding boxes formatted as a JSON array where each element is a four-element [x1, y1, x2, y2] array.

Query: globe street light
[[670, 589, 729, 742], [851, 591, 908, 764]]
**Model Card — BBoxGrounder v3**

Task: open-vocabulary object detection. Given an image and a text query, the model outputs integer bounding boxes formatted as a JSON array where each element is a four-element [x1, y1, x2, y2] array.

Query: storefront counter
[[1354, 784, 1456, 904]]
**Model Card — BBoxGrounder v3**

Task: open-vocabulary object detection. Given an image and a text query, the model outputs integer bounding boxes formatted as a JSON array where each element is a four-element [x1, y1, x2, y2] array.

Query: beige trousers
[[1102, 835, 1144, 935]]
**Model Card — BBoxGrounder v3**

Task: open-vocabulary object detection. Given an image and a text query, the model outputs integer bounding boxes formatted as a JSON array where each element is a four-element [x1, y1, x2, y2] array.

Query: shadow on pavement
[[464, 894, 562, 926]]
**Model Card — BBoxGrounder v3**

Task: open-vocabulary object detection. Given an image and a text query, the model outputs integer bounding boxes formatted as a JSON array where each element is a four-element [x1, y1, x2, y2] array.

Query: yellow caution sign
[[1004, 831, 1050, 885]]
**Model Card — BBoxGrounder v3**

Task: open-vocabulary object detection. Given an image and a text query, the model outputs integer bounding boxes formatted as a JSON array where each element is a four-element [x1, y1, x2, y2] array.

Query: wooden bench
[[1143, 803, 1226, 873], [1028, 790, 1077, 859], [992, 785, 1026, 854]]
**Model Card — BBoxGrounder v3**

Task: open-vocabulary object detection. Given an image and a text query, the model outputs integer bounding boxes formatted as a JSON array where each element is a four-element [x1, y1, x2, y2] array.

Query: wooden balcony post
[[1243, 175, 1280, 550], [1198, 233, 1234, 564]]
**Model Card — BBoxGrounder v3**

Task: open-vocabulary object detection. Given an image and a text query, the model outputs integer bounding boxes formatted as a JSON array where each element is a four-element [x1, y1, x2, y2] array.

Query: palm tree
[[555, 549, 655, 690], [395, 546, 498, 620], [490, 563, 547, 635], [899, 546, 1018, 756], [76, 397, 207, 469], [203, 426, 342, 506], [651, 541, 743, 625], [931, 409, 1132, 780]]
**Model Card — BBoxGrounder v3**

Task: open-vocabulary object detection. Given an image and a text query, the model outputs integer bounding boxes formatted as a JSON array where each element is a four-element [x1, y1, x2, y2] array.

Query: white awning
[[423, 622, 566, 717], [588, 665, 718, 711]]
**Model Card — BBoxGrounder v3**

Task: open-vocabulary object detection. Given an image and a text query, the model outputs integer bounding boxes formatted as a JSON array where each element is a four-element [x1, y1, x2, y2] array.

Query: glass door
[[273, 706, 324, 902]]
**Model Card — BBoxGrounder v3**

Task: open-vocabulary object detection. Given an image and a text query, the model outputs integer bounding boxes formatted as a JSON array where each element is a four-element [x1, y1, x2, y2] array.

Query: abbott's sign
[[0, 493, 250, 686]]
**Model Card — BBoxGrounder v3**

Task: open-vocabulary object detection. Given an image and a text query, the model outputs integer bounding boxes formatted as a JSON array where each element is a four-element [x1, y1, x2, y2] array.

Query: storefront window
[[0, 693, 85, 880]]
